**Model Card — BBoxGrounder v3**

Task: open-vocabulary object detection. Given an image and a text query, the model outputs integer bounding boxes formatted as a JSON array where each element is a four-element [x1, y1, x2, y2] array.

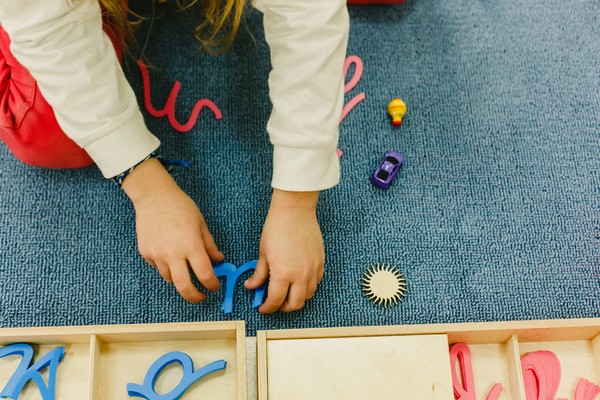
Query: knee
[[0, 92, 93, 169]]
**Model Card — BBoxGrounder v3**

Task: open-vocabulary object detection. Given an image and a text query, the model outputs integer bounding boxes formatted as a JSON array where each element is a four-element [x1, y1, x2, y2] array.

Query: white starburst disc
[[361, 264, 407, 306]]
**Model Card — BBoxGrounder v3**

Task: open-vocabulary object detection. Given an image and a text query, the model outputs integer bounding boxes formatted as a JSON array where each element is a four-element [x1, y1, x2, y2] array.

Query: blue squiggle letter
[[213, 260, 266, 313], [127, 352, 226, 400], [0, 343, 65, 400]]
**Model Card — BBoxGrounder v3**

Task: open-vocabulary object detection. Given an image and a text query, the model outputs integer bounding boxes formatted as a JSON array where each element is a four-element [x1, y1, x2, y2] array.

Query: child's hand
[[245, 189, 324, 313], [122, 158, 224, 302]]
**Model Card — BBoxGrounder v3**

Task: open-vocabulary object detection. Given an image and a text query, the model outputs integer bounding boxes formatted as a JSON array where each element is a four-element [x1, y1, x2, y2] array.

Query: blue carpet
[[0, 0, 598, 335]]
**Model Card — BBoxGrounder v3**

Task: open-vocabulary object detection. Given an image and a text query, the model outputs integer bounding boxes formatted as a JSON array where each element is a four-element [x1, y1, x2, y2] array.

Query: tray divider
[[506, 333, 525, 400], [88, 335, 101, 400], [257, 331, 269, 400], [593, 334, 600, 382], [236, 322, 248, 400]]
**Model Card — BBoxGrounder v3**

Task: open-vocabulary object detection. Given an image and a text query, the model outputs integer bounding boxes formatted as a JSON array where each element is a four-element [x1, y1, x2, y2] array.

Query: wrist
[[121, 158, 180, 206], [270, 189, 319, 210]]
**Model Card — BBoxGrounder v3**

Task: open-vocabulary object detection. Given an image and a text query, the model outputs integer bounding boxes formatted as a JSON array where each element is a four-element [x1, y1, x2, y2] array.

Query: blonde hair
[[98, 0, 133, 50], [98, 0, 247, 53]]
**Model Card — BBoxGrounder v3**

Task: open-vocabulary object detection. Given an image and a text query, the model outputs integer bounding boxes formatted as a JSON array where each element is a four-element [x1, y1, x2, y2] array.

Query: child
[[0, 0, 401, 313]]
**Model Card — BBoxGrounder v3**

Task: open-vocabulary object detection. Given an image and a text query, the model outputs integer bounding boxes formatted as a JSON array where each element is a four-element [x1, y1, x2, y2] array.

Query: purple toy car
[[371, 150, 404, 189]]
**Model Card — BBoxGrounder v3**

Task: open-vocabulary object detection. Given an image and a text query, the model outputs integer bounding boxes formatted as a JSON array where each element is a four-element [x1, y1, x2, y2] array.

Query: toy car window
[[377, 170, 390, 180], [385, 156, 399, 164]]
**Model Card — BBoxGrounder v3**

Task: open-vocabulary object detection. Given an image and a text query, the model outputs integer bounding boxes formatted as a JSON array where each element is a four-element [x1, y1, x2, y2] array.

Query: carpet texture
[[0, 0, 598, 335]]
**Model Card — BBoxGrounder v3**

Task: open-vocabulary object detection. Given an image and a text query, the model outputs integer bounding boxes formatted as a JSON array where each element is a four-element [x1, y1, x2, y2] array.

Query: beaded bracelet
[[111, 152, 193, 188]]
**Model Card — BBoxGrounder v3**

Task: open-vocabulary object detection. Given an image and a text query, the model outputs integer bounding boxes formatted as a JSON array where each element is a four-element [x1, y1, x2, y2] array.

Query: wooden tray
[[257, 318, 600, 400], [0, 321, 247, 400]]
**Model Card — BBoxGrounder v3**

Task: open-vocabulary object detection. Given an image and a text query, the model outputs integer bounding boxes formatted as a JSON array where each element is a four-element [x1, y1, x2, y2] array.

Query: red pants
[[0, 26, 95, 169], [0, 9, 125, 169]]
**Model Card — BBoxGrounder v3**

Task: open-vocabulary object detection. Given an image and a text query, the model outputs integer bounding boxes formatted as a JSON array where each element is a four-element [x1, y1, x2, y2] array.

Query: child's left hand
[[244, 189, 325, 313]]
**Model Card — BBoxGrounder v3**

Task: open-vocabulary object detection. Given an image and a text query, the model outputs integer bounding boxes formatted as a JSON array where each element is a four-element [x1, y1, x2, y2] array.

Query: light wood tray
[[0, 321, 247, 400], [257, 318, 600, 400]]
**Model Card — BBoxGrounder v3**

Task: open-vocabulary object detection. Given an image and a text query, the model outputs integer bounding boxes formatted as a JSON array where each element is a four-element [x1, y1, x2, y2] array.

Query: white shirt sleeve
[[0, 0, 160, 178], [252, 0, 350, 191]]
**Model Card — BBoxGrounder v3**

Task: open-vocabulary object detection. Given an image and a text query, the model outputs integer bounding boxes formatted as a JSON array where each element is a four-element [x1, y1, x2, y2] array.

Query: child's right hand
[[121, 158, 224, 302]]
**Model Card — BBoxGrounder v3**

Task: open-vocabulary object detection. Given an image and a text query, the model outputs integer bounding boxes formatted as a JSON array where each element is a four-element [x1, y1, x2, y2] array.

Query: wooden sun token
[[361, 263, 408, 306]]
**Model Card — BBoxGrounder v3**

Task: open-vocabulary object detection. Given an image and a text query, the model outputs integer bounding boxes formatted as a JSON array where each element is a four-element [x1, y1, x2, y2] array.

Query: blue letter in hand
[[213, 260, 267, 314]]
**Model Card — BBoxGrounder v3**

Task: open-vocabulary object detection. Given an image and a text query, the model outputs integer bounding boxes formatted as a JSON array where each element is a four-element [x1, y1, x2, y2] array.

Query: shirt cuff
[[272, 146, 340, 191], [83, 113, 161, 178]]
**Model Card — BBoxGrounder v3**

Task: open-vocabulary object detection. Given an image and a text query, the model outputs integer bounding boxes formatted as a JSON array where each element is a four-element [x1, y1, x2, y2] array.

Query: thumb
[[245, 257, 269, 289]]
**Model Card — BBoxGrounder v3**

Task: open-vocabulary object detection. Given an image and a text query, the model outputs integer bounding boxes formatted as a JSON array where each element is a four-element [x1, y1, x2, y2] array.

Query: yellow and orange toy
[[387, 98, 407, 126]]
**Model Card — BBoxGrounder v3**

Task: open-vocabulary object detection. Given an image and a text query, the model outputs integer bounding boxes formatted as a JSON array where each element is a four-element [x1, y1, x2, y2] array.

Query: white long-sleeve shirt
[[0, 0, 349, 191]]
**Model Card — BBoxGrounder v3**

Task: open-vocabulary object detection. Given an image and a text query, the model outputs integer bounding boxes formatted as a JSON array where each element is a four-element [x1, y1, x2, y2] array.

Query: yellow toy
[[387, 98, 407, 126]]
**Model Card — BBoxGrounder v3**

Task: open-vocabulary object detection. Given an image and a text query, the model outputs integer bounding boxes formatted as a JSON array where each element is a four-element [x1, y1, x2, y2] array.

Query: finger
[[152, 259, 173, 283], [279, 283, 307, 313], [306, 278, 318, 300], [258, 279, 290, 314], [201, 227, 224, 262], [245, 257, 269, 289], [170, 260, 206, 303], [145, 258, 157, 268], [317, 265, 325, 283], [188, 252, 220, 292]]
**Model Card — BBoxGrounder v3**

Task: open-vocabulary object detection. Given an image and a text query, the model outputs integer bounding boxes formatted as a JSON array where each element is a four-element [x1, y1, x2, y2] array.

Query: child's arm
[[245, 189, 323, 313], [122, 158, 224, 302], [246, 0, 350, 312], [0, 0, 222, 301], [0, 0, 158, 177]]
